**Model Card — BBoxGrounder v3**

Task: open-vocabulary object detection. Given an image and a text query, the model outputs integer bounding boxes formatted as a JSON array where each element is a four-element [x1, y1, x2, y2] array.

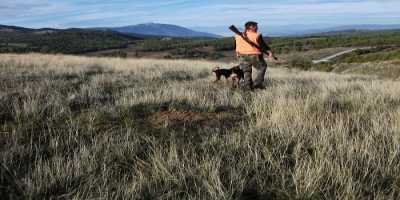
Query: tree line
[[139, 30, 400, 53], [0, 30, 134, 54]]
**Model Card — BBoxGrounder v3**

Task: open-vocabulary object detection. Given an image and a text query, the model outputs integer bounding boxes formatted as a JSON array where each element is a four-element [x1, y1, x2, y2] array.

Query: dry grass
[[271, 48, 349, 68], [283, 47, 350, 60], [332, 59, 400, 80], [1, 53, 400, 200]]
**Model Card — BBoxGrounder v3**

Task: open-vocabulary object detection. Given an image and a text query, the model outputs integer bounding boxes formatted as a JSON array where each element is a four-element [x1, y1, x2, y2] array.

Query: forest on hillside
[[1, 29, 400, 59], [139, 30, 400, 53], [0, 30, 136, 54]]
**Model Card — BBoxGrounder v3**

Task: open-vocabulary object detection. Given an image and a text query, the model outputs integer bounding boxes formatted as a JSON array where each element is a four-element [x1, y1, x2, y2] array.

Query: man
[[235, 21, 274, 90]]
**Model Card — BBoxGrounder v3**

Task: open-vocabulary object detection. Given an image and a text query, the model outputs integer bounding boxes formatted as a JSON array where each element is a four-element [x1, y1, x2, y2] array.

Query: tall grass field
[[1, 54, 400, 199]]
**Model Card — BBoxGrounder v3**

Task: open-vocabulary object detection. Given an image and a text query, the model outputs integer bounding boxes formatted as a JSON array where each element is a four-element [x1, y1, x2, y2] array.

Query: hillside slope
[[1, 54, 400, 199], [111, 23, 222, 38], [0, 25, 139, 54]]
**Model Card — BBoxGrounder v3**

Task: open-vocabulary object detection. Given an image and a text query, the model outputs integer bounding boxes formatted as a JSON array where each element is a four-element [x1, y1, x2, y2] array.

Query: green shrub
[[289, 56, 313, 70], [101, 50, 127, 58], [341, 49, 400, 63], [312, 63, 335, 72]]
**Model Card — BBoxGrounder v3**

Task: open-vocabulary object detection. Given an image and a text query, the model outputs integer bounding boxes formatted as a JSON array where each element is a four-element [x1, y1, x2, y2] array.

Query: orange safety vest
[[235, 31, 261, 55]]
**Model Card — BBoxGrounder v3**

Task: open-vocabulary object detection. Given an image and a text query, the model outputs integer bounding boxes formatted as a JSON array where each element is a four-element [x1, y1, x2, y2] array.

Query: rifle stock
[[229, 25, 241, 35]]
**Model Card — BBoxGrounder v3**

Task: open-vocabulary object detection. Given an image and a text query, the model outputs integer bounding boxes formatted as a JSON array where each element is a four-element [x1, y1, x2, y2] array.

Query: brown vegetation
[[1, 54, 400, 199]]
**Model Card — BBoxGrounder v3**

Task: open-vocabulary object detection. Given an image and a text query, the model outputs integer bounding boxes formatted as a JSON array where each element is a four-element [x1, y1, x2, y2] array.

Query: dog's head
[[229, 73, 241, 87], [230, 73, 238, 79], [212, 66, 220, 72]]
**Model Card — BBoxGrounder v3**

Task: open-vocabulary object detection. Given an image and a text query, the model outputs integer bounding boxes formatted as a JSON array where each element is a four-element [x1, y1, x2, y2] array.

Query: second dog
[[212, 65, 244, 87]]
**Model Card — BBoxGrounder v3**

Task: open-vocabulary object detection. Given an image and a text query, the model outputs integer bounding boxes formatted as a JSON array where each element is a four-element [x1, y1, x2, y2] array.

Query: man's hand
[[267, 51, 274, 59]]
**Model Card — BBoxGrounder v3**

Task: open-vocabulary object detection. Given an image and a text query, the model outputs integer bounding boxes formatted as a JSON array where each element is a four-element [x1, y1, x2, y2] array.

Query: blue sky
[[0, 0, 399, 34]]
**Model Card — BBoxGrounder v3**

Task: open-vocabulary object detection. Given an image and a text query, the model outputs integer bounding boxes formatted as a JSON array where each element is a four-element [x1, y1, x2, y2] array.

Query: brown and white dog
[[212, 65, 244, 87]]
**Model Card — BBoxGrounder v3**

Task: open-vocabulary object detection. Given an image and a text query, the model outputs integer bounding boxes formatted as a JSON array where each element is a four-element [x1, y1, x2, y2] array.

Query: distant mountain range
[[0, 24, 142, 41], [2, 23, 400, 38], [303, 24, 400, 36], [0, 24, 139, 54], [106, 23, 222, 38], [191, 24, 400, 36], [0, 23, 222, 38], [0, 24, 59, 34]]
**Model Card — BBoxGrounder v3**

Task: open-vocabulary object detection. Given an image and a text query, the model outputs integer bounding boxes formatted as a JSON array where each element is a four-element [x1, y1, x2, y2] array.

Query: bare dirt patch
[[390, 59, 400, 65], [148, 110, 240, 129]]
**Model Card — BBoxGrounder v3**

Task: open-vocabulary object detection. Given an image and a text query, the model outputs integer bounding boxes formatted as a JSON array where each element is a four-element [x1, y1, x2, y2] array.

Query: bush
[[101, 50, 127, 58], [166, 48, 225, 60], [341, 49, 400, 63], [312, 63, 335, 72], [289, 56, 313, 70], [160, 71, 194, 81]]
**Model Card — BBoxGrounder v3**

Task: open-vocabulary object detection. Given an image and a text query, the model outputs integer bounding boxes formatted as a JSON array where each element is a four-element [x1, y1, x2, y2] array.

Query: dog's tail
[[212, 66, 220, 72]]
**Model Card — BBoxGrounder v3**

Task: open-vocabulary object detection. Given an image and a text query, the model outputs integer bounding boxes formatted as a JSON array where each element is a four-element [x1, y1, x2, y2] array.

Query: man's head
[[245, 21, 258, 32]]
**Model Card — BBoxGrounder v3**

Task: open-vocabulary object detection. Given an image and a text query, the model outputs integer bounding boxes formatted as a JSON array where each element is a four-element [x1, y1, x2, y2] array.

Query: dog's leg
[[230, 75, 239, 88], [213, 74, 221, 83], [225, 75, 230, 83], [212, 67, 221, 83]]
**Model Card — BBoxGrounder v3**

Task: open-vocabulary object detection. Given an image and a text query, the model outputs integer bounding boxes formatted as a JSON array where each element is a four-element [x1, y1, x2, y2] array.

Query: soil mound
[[148, 110, 239, 128]]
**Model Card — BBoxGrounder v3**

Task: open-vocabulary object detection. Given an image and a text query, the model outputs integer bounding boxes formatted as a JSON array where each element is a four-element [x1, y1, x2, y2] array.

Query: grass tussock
[[331, 59, 400, 80], [1, 53, 400, 200]]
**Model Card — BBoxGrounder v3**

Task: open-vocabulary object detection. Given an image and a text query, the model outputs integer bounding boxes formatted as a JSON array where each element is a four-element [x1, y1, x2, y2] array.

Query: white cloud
[[156, 0, 400, 26], [0, 0, 399, 28], [0, 0, 71, 27]]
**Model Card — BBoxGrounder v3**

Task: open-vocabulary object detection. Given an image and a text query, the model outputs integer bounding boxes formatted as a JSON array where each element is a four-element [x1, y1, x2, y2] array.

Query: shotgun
[[229, 25, 278, 60]]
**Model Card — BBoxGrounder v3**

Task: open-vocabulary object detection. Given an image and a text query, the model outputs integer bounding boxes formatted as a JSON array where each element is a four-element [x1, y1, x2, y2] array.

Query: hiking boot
[[253, 85, 266, 90]]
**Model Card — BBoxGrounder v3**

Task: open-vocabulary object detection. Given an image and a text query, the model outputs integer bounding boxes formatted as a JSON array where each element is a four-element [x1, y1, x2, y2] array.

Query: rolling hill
[[0, 25, 139, 54], [303, 24, 400, 36], [193, 24, 400, 36], [2, 53, 400, 199], [0, 24, 61, 34], [109, 23, 222, 38]]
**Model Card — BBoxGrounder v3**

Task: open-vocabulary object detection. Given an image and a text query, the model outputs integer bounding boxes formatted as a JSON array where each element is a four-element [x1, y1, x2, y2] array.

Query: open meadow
[[1, 54, 400, 199]]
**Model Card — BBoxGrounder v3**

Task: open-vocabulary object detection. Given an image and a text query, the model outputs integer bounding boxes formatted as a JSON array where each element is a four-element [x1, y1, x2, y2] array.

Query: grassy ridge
[[0, 29, 136, 54], [2, 29, 400, 61], [271, 30, 400, 53], [1, 54, 400, 199], [139, 30, 400, 53], [132, 29, 400, 60], [301, 47, 400, 77], [340, 48, 400, 63]]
